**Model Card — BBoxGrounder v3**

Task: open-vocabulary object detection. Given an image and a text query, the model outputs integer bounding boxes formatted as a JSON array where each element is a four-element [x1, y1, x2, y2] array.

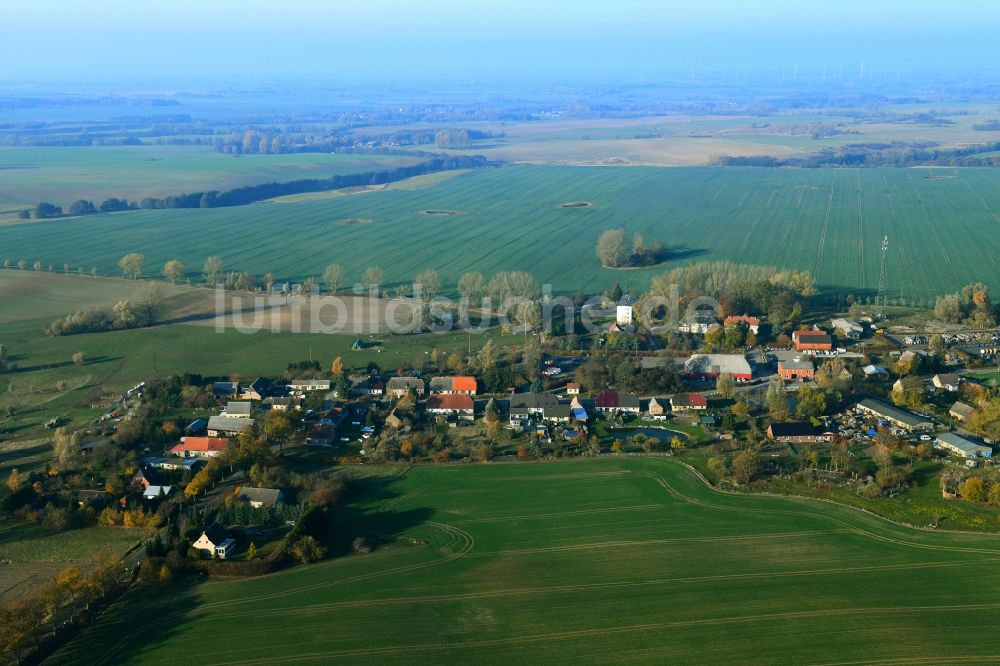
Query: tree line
[[20, 156, 489, 219], [715, 140, 1000, 168]]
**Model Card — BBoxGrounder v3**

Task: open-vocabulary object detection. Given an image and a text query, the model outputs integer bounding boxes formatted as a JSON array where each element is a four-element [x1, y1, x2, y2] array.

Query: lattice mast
[[876, 235, 889, 318]]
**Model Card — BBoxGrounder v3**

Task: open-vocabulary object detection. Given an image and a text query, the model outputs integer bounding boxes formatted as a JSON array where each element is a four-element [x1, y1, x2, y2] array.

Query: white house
[[616, 295, 636, 326], [192, 524, 235, 559]]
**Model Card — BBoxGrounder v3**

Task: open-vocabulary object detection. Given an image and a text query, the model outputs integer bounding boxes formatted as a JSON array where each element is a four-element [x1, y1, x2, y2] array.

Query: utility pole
[[876, 236, 889, 319]]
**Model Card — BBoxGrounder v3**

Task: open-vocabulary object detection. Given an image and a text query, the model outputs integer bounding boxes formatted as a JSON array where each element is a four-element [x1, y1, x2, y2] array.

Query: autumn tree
[[596, 228, 626, 267], [162, 259, 185, 284], [52, 427, 81, 470], [716, 372, 737, 399], [323, 263, 345, 293], [730, 448, 761, 484], [458, 271, 485, 301], [414, 269, 442, 300], [363, 266, 384, 295], [203, 256, 223, 286], [72, 351, 86, 365], [5, 468, 19, 493], [959, 476, 987, 503], [117, 253, 144, 279], [331, 356, 344, 376]]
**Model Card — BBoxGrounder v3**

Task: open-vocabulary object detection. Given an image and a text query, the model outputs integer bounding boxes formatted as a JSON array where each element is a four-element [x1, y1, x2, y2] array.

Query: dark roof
[[769, 422, 818, 438], [671, 393, 708, 408], [595, 391, 640, 408], [386, 377, 425, 392], [202, 523, 228, 545], [237, 487, 284, 506], [509, 393, 559, 409], [426, 394, 474, 411]]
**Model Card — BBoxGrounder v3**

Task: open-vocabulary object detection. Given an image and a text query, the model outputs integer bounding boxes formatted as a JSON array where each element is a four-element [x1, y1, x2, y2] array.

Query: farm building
[[831, 318, 864, 340], [862, 365, 890, 381], [594, 391, 641, 415], [184, 418, 208, 435], [426, 394, 475, 420], [566, 383, 581, 395], [142, 485, 174, 500], [287, 379, 331, 392], [170, 437, 232, 458], [223, 401, 253, 418], [856, 398, 933, 432], [670, 393, 708, 411], [207, 415, 254, 437], [684, 354, 752, 381], [678, 311, 719, 334], [262, 396, 296, 411], [767, 422, 832, 444], [935, 432, 992, 458], [211, 381, 240, 399], [429, 376, 478, 395], [949, 401, 976, 422], [778, 359, 815, 381], [723, 315, 761, 334], [386, 377, 425, 397], [792, 330, 833, 352], [932, 374, 962, 392]]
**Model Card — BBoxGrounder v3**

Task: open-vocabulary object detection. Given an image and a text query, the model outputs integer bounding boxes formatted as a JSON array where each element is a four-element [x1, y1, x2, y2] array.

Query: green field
[[1, 165, 998, 300], [47, 458, 1000, 664], [0, 146, 420, 211]]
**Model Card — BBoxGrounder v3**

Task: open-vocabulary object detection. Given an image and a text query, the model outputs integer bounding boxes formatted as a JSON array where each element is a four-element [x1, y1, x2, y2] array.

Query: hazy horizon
[[4, 0, 1000, 86]]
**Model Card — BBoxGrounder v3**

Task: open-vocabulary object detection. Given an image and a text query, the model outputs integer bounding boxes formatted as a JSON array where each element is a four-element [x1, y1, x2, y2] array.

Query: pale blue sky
[[3, 0, 999, 83]]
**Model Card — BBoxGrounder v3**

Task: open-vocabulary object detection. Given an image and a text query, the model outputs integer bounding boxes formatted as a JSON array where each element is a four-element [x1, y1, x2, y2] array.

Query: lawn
[[2, 165, 998, 300], [47, 458, 1000, 664]]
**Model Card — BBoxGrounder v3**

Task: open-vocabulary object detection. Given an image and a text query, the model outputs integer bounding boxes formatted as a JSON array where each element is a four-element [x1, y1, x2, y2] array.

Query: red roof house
[[170, 437, 232, 458]]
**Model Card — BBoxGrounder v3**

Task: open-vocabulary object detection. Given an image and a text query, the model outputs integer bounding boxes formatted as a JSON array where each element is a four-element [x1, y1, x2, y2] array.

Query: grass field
[[0, 145, 420, 212], [2, 165, 999, 300], [0, 272, 487, 449], [0, 522, 144, 603], [45, 458, 1000, 664]]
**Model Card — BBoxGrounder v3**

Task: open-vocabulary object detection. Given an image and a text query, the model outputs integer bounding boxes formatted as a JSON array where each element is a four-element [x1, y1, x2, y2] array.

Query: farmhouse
[[723, 315, 761, 334], [932, 374, 962, 392], [262, 396, 295, 411], [678, 311, 719, 334], [508, 393, 572, 424], [207, 415, 253, 437], [792, 330, 833, 352], [426, 394, 475, 420], [287, 379, 331, 392], [767, 422, 831, 443], [949, 401, 976, 422], [193, 524, 235, 559], [777, 359, 815, 381], [684, 354, 752, 381], [223, 401, 253, 418], [594, 391, 641, 415], [935, 432, 992, 458], [429, 376, 478, 395], [647, 397, 668, 420], [386, 377, 425, 398], [241, 377, 272, 400], [170, 436, 231, 458], [237, 487, 285, 508], [856, 398, 933, 432], [831, 318, 864, 340], [566, 383, 580, 395], [670, 393, 708, 412]]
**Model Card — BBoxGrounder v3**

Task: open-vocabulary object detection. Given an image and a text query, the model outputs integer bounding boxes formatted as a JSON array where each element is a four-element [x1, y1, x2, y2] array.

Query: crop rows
[[2, 165, 999, 300]]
